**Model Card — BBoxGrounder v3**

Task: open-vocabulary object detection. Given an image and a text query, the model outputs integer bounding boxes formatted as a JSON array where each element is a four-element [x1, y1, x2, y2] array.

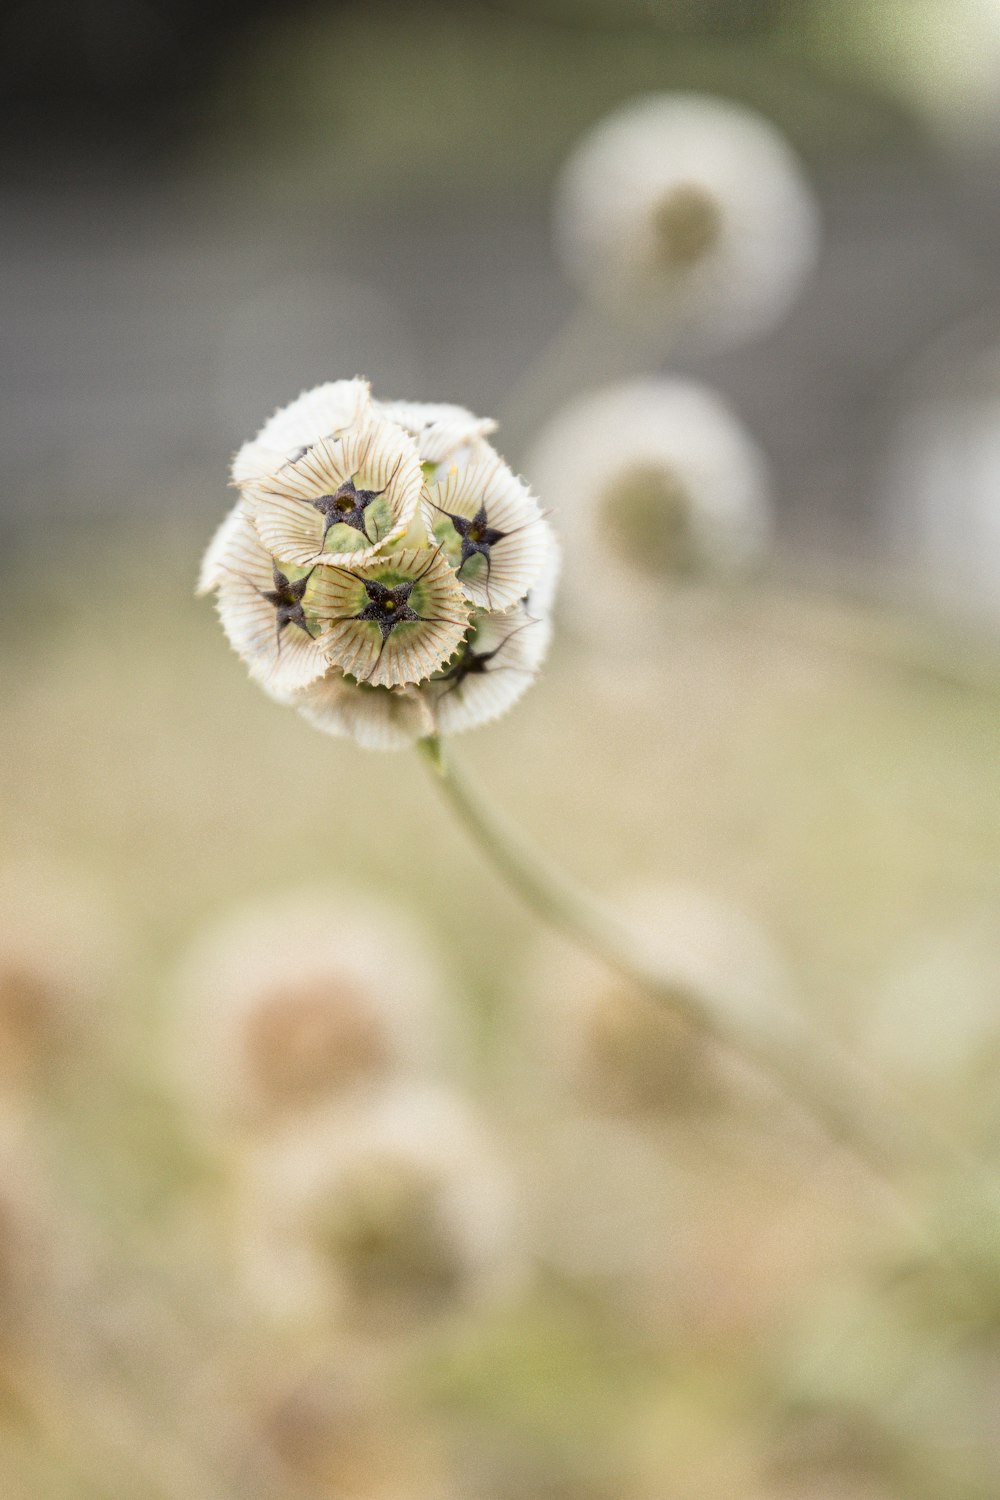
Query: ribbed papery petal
[[244, 419, 422, 570], [231, 378, 372, 484], [373, 398, 497, 465], [422, 452, 549, 611], [214, 512, 330, 696], [294, 674, 435, 751], [198, 499, 248, 596], [428, 604, 551, 735], [309, 548, 471, 690], [521, 518, 562, 639]]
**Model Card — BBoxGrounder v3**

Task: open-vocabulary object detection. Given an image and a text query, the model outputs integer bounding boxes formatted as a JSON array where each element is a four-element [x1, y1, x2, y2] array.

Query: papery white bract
[[554, 93, 820, 350], [374, 398, 497, 468], [244, 418, 424, 569], [214, 510, 331, 697], [524, 378, 770, 635], [231, 377, 373, 485], [423, 451, 550, 611], [427, 596, 553, 736], [309, 547, 471, 689], [197, 499, 248, 597], [295, 675, 436, 751]]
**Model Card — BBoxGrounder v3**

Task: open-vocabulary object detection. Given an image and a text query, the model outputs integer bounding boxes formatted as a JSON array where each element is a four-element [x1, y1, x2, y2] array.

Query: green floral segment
[[309, 548, 470, 690], [243, 419, 423, 569], [319, 495, 398, 557]]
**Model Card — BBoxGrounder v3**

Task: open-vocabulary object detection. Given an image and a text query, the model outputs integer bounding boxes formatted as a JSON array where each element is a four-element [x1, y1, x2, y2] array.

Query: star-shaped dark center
[[261, 563, 312, 634], [354, 577, 421, 640], [449, 505, 506, 574], [436, 638, 505, 693], [311, 478, 383, 539]]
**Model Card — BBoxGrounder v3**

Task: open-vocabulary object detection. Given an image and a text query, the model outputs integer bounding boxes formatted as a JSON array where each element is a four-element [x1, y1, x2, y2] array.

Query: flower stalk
[[417, 734, 979, 1199]]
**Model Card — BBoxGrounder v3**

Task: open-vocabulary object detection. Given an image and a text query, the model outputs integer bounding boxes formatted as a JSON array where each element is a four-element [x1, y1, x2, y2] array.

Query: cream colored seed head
[[200, 380, 560, 741]]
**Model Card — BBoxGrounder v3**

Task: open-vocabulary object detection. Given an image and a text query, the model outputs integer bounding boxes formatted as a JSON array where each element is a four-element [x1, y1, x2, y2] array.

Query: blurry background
[[3, 2, 1000, 1498], [7, 0, 1000, 565]]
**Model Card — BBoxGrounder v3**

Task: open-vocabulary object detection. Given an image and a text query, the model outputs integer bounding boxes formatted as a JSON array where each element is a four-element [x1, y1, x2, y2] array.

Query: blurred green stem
[[497, 300, 674, 463], [417, 735, 978, 1199]]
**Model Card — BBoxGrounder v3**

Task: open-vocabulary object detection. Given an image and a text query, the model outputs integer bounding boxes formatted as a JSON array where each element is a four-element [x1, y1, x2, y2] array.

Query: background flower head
[[169, 891, 462, 1135], [524, 377, 771, 639], [554, 92, 820, 350], [238, 1083, 520, 1333]]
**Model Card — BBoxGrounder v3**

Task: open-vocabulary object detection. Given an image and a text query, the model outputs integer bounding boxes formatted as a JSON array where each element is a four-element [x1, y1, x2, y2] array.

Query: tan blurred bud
[[169, 892, 463, 1136], [514, 883, 791, 1120], [0, 861, 123, 1087], [238, 1083, 523, 1335], [260, 1355, 447, 1499]]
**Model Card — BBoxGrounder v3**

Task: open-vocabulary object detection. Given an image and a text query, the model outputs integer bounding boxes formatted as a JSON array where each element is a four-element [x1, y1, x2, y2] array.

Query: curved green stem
[[417, 735, 980, 1196]]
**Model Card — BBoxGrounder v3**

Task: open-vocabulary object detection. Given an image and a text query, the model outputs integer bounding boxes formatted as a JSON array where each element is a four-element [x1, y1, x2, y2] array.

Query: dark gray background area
[[4, 0, 1000, 571]]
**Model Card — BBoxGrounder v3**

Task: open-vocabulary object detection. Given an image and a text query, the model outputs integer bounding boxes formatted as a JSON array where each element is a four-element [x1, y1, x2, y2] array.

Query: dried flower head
[[554, 93, 820, 349], [524, 378, 770, 635], [201, 379, 560, 747], [240, 1084, 519, 1332], [169, 892, 457, 1133]]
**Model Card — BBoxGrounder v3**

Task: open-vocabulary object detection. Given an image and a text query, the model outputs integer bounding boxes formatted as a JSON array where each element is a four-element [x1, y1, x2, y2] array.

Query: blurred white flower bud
[[879, 369, 1000, 627], [524, 378, 771, 636], [169, 893, 461, 1134], [239, 1084, 521, 1333], [554, 92, 820, 349], [812, 0, 1000, 155]]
